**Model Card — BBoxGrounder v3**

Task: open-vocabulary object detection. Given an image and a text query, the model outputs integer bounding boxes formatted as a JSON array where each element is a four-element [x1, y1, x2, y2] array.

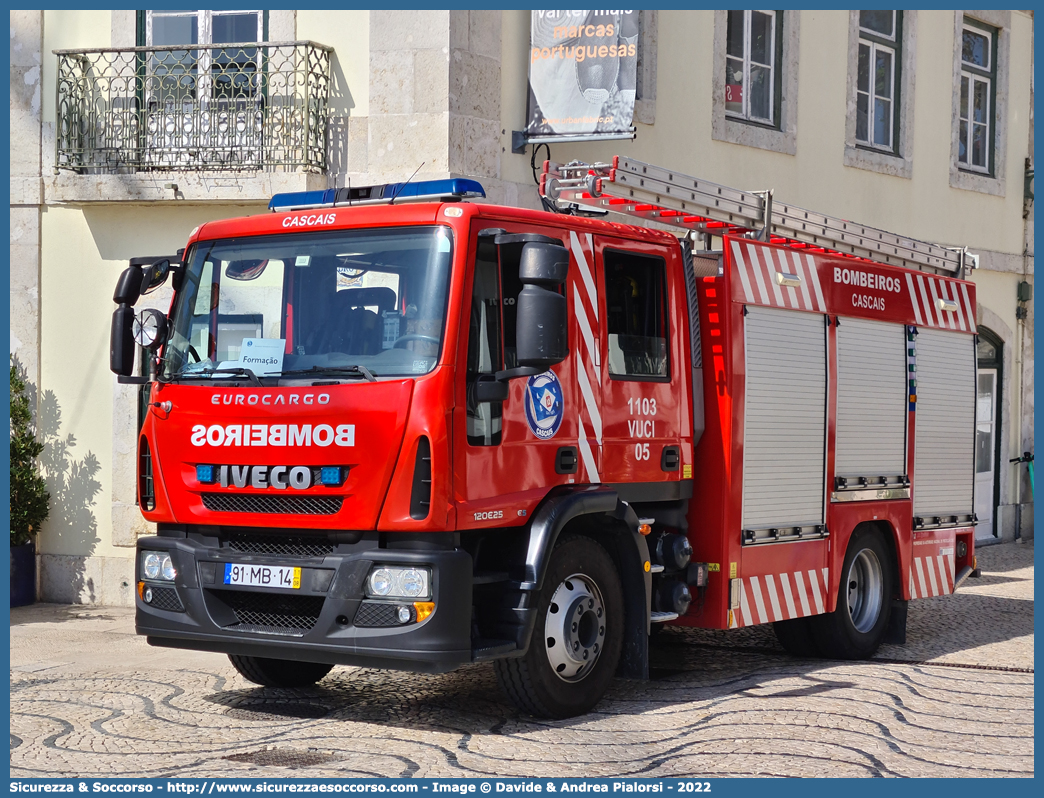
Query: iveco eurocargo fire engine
[[111, 158, 980, 718]]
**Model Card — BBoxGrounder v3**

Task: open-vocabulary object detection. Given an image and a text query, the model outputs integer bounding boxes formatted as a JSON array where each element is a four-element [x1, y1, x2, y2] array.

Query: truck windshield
[[162, 226, 453, 381]]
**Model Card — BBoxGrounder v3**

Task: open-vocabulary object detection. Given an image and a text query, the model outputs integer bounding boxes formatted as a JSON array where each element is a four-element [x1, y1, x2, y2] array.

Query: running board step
[[650, 611, 678, 623], [471, 638, 516, 661], [953, 565, 975, 591]]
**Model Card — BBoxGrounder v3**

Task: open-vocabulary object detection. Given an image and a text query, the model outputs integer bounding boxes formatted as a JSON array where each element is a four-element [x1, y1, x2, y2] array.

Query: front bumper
[[135, 532, 473, 673]]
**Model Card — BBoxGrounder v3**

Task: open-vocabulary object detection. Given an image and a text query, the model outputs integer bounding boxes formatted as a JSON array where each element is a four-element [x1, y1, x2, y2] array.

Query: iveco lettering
[[111, 166, 980, 719]]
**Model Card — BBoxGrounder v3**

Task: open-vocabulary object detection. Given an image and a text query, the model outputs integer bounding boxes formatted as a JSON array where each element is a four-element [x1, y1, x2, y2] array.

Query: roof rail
[[541, 157, 970, 276]]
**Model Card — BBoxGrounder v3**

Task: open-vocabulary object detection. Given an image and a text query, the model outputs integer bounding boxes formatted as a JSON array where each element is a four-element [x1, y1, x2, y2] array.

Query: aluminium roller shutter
[[835, 317, 907, 478], [913, 328, 976, 516], [742, 306, 827, 529]]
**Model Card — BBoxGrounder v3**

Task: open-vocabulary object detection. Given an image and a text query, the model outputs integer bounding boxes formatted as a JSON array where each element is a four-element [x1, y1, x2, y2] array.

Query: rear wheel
[[494, 536, 624, 718], [229, 655, 334, 687], [809, 528, 893, 659]]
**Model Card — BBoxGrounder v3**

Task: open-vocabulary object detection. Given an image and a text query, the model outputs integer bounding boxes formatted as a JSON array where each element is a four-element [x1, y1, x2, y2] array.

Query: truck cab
[[114, 181, 666, 718]]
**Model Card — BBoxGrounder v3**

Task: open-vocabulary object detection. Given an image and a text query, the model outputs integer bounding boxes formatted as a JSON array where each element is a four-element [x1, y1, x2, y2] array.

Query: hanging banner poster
[[525, 10, 639, 141]]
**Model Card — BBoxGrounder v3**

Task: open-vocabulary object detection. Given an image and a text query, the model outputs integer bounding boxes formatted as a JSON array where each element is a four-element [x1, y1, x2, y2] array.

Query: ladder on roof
[[540, 156, 972, 276]]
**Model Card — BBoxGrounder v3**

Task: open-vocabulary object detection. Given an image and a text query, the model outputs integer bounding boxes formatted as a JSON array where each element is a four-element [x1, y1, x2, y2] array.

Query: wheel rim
[[846, 548, 884, 633], [543, 573, 606, 682]]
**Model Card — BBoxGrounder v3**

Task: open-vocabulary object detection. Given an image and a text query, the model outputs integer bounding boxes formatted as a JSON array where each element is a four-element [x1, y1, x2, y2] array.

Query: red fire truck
[[111, 158, 980, 718]]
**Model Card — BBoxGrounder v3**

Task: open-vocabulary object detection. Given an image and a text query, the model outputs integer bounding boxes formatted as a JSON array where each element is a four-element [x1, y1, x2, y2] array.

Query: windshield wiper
[[167, 366, 262, 386], [274, 365, 377, 383]]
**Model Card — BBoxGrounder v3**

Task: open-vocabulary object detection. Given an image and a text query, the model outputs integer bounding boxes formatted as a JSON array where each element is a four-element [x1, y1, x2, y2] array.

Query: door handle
[[555, 446, 578, 474], [661, 445, 681, 472]]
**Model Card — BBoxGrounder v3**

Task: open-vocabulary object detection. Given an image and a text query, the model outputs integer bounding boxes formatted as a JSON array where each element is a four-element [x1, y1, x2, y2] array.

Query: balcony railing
[[54, 41, 332, 174]]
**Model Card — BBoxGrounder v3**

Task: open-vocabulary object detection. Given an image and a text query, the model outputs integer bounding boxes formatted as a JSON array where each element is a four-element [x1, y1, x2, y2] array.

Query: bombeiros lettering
[[833, 266, 901, 293], [190, 423, 355, 447]]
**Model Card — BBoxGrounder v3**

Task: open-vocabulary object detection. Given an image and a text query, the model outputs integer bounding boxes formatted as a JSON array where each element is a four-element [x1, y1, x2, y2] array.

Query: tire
[[773, 616, 820, 657], [809, 528, 894, 659], [494, 536, 624, 718], [228, 655, 334, 687]]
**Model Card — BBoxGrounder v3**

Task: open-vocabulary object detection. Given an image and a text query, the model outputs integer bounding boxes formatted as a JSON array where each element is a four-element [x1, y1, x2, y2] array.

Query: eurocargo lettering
[[110, 165, 979, 719]]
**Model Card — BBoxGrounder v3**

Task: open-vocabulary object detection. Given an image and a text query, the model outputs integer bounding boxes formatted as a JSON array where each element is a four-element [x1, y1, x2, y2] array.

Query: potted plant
[[10, 362, 49, 607]]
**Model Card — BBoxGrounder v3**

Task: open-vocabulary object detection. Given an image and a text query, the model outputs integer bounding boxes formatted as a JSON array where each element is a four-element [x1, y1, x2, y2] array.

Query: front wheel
[[229, 655, 334, 687], [809, 528, 893, 659], [494, 536, 624, 718]]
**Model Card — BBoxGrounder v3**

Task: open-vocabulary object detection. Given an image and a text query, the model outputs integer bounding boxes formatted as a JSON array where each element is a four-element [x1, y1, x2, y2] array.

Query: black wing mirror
[[140, 258, 172, 295], [515, 242, 569, 370]]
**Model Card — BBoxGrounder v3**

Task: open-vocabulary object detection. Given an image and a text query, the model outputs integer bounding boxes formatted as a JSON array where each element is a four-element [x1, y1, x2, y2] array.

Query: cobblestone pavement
[[11, 540, 1033, 778]]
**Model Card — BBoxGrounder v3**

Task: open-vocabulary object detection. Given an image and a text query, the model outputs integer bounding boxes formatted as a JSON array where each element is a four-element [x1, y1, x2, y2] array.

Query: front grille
[[201, 493, 343, 515], [225, 533, 334, 558], [220, 590, 325, 635], [354, 601, 414, 627], [144, 585, 184, 612]]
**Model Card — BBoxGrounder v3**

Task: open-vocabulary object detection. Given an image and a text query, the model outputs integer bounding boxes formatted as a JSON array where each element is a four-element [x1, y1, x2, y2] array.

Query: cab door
[[453, 223, 587, 529], [596, 237, 686, 494]]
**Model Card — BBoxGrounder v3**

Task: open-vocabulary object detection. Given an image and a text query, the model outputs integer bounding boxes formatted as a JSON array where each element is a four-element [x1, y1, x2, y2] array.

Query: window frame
[[464, 229, 506, 448], [602, 248, 671, 384], [141, 10, 266, 48], [724, 9, 784, 129], [957, 18, 998, 176], [855, 11, 902, 155]]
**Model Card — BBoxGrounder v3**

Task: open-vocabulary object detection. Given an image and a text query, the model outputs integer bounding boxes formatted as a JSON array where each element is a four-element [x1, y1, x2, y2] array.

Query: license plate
[[224, 563, 301, 590]]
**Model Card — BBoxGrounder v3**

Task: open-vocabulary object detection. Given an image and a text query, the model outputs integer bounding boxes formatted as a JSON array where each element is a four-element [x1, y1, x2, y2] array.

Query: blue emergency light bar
[[269, 178, 485, 212]]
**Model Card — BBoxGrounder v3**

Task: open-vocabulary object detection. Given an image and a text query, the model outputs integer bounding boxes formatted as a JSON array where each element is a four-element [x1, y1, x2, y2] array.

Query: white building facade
[[10, 10, 1033, 604]]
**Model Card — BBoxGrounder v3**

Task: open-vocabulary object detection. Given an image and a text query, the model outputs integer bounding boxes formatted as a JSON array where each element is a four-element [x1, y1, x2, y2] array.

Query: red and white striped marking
[[909, 551, 956, 599], [730, 239, 828, 313], [569, 231, 602, 483], [905, 271, 977, 333], [729, 568, 831, 628]]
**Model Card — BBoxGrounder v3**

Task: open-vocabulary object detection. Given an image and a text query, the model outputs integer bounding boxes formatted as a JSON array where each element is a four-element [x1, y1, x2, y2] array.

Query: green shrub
[[10, 362, 49, 547]]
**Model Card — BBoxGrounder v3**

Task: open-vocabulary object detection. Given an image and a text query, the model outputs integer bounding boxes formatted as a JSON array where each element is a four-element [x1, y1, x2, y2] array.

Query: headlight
[[366, 566, 430, 599], [141, 550, 176, 582], [132, 308, 168, 350]]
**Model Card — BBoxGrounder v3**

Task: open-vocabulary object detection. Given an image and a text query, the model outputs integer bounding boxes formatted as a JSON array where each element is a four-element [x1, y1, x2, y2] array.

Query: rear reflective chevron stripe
[[907, 272, 977, 333], [909, 552, 956, 599], [730, 239, 827, 312], [729, 568, 831, 628]]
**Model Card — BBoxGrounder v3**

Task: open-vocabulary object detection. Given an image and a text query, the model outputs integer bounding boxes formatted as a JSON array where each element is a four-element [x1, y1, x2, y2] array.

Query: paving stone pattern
[[10, 541, 1033, 778]]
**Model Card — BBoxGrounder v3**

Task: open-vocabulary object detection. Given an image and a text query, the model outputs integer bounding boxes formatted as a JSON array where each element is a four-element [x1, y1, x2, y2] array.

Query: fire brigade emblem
[[524, 371, 564, 440]]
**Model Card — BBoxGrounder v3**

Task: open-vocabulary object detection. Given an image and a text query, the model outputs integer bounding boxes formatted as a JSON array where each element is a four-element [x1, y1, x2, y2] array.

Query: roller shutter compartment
[[835, 317, 907, 479], [742, 307, 827, 530], [913, 328, 975, 517]]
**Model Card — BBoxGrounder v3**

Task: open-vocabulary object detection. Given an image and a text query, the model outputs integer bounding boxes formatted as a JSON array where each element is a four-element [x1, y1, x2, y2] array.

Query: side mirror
[[515, 242, 569, 370], [516, 287, 568, 369], [226, 258, 269, 281], [519, 241, 569, 285], [110, 305, 136, 376], [141, 259, 171, 295], [113, 265, 144, 305]]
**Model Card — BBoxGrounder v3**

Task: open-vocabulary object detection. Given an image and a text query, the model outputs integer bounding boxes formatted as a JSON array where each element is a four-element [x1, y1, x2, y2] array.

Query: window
[[856, 11, 901, 152], [958, 18, 997, 174], [725, 10, 782, 127], [604, 250, 669, 380], [466, 236, 504, 447], [141, 10, 265, 104]]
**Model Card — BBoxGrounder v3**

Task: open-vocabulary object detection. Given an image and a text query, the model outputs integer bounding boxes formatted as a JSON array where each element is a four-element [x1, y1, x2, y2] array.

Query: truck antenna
[[389, 162, 425, 205]]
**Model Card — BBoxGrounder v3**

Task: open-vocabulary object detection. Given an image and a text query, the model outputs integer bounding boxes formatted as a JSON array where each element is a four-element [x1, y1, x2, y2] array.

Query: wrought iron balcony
[[54, 41, 332, 174]]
